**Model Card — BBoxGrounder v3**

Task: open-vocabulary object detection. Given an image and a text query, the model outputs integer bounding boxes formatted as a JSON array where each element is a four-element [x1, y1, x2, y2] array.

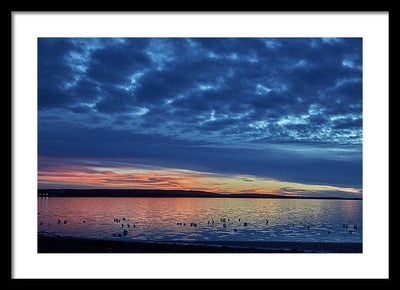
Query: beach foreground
[[38, 235, 362, 253]]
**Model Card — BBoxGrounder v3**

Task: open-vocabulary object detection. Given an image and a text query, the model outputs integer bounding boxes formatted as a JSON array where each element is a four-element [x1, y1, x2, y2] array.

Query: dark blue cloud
[[38, 37, 362, 188], [38, 126, 362, 187]]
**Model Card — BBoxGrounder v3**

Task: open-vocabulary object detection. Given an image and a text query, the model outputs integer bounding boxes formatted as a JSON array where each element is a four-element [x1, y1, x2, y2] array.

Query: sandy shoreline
[[38, 235, 362, 253]]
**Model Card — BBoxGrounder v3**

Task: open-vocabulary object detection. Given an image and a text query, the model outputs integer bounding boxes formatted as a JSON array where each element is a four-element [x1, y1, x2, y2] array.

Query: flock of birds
[[111, 217, 136, 237], [38, 212, 359, 238]]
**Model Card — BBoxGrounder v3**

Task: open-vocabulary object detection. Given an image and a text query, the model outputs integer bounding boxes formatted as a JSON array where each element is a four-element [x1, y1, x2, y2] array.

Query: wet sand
[[38, 235, 362, 253]]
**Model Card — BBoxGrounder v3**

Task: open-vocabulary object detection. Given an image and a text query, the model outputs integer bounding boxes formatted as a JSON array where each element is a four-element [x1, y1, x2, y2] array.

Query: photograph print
[[37, 37, 362, 253]]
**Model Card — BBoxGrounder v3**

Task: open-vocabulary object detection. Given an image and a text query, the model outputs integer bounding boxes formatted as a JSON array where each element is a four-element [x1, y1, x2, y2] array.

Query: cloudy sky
[[38, 37, 362, 198]]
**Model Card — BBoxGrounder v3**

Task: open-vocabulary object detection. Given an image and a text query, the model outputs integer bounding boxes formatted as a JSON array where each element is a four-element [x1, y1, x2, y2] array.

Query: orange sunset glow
[[38, 164, 361, 197]]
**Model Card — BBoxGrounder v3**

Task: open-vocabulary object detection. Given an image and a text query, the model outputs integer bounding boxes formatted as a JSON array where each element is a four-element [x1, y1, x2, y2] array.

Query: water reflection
[[38, 197, 362, 243]]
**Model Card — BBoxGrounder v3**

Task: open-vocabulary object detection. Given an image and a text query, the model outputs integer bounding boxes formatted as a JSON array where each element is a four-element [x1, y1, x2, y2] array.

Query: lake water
[[38, 197, 362, 244]]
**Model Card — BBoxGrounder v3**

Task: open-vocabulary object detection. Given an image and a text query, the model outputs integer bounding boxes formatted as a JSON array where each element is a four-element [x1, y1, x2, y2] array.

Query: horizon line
[[37, 188, 363, 200]]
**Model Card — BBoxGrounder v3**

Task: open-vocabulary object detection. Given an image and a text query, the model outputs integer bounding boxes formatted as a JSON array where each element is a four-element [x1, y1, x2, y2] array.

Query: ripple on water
[[38, 197, 362, 243]]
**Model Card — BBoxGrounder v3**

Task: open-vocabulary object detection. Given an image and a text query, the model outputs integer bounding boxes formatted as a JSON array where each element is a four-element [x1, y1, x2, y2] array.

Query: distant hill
[[37, 188, 362, 200]]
